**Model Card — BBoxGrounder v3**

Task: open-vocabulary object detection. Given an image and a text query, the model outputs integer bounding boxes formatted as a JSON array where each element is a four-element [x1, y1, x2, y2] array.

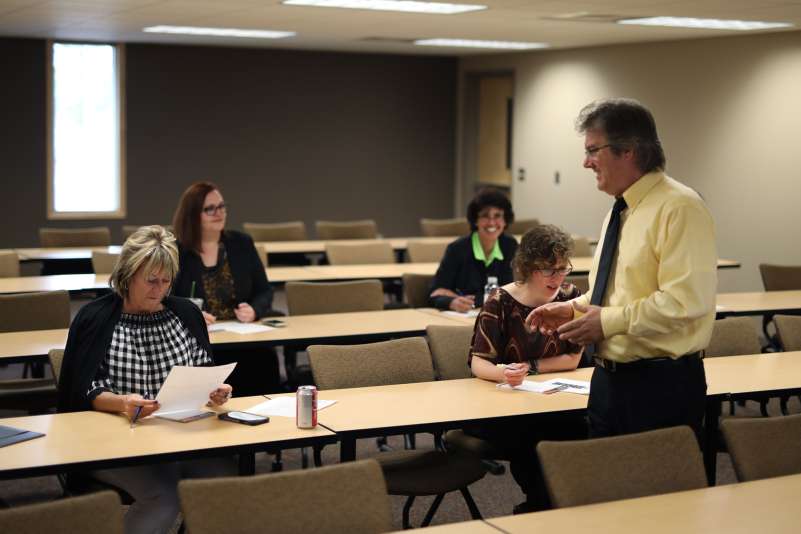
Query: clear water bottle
[[483, 276, 499, 306]]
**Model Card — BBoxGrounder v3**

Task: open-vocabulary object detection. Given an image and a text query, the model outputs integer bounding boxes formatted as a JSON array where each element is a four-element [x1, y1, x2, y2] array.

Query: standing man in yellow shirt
[[528, 98, 717, 438]]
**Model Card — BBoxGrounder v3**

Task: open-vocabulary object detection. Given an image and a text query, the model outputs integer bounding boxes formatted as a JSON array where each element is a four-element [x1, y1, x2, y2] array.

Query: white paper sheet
[[443, 309, 480, 318], [245, 397, 337, 418], [155, 363, 236, 416], [207, 321, 274, 334], [497, 377, 590, 395]]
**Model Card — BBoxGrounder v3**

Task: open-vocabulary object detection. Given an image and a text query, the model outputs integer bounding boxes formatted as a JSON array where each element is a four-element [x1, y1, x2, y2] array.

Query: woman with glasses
[[172, 182, 281, 395], [465, 224, 584, 514], [429, 187, 517, 311]]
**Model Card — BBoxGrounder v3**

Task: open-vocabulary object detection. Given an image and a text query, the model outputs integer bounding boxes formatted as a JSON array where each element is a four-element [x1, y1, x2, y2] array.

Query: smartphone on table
[[218, 411, 270, 425]]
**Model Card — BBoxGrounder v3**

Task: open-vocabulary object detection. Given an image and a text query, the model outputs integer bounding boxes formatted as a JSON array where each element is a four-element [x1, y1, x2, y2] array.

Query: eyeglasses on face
[[202, 202, 227, 216], [584, 144, 614, 158], [478, 210, 505, 221], [536, 263, 573, 278]]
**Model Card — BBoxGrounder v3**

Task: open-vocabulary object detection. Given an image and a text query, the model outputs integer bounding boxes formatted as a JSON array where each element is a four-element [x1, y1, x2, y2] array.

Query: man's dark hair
[[576, 98, 666, 173], [466, 188, 514, 231]]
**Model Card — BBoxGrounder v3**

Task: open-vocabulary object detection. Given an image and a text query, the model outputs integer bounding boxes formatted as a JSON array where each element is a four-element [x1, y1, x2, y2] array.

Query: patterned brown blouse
[[469, 285, 582, 367], [201, 243, 237, 320]]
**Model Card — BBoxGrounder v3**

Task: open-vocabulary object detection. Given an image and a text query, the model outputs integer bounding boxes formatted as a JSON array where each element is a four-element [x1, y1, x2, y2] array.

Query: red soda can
[[296, 385, 317, 429]]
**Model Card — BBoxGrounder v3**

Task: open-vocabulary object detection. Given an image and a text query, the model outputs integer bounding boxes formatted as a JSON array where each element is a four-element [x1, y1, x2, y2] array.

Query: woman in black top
[[430, 188, 518, 311], [58, 225, 233, 534], [172, 182, 281, 395]]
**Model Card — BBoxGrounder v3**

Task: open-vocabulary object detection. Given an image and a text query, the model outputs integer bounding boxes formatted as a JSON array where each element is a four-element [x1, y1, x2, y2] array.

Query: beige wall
[[460, 30, 801, 292]]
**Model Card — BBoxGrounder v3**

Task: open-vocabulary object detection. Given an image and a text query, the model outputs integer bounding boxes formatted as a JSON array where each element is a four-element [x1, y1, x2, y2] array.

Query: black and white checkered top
[[88, 308, 211, 399]]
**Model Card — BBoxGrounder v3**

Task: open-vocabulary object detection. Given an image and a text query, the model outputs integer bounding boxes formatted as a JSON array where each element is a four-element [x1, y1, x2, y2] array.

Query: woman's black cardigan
[[172, 230, 274, 319], [57, 293, 212, 413]]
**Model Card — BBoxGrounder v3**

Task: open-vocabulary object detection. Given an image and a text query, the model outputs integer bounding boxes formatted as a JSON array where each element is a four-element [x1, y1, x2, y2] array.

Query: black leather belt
[[593, 351, 702, 373]]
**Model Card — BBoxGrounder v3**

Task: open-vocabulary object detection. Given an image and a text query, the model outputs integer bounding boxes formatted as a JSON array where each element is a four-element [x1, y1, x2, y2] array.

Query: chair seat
[[444, 429, 503, 458], [376, 449, 487, 495]]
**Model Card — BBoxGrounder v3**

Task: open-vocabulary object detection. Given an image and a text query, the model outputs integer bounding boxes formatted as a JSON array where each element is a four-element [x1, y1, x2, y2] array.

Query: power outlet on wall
[[517, 168, 526, 181], [554, 171, 560, 185]]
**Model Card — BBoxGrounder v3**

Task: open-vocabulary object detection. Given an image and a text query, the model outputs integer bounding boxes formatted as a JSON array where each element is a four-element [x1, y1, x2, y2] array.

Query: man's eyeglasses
[[584, 144, 614, 158], [202, 203, 227, 216], [536, 263, 573, 278]]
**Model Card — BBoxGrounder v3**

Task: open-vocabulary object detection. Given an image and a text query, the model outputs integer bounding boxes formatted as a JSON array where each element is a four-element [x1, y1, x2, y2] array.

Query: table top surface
[[705, 351, 801, 396], [0, 396, 332, 477], [488, 473, 801, 534]]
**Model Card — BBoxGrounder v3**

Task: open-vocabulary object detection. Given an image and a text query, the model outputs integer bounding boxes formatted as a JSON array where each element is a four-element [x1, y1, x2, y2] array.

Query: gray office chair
[[316, 220, 378, 240], [308, 337, 487, 528], [325, 241, 395, 265], [402, 273, 434, 308], [285, 280, 385, 316], [0, 491, 123, 534], [405, 239, 448, 263], [0, 250, 20, 277], [179, 460, 392, 534], [537, 426, 707, 508], [243, 221, 308, 241], [39, 227, 111, 247], [91, 250, 119, 274], [419, 218, 469, 237], [722, 413, 801, 482], [572, 236, 592, 257], [506, 218, 540, 235]]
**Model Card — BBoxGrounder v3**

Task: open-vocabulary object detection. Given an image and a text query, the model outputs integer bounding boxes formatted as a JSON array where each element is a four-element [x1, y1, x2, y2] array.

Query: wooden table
[[0, 396, 335, 479], [14, 246, 123, 262], [716, 290, 801, 317], [488, 473, 801, 533], [0, 308, 468, 363]]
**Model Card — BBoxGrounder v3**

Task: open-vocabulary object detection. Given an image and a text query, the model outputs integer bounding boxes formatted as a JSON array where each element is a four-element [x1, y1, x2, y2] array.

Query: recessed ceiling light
[[282, 0, 486, 15], [143, 26, 296, 39], [617, 16, 793, 31], [415, 38, 548, 50]]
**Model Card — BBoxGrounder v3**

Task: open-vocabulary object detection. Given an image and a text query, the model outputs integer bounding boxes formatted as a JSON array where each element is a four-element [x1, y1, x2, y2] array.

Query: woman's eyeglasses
[[202, 203, 227, 216], [536, 263, 573, 278]]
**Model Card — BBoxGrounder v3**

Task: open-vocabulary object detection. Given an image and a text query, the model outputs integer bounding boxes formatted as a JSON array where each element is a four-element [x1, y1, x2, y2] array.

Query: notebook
[[0, 424, 45, 448]]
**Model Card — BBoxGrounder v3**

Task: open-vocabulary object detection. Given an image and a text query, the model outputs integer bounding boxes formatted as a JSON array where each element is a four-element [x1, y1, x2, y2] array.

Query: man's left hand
[[557, 303, 605, 345]]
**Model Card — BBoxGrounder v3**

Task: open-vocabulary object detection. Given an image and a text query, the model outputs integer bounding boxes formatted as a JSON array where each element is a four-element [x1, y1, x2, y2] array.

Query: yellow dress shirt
[[573, 171, 717, 362]]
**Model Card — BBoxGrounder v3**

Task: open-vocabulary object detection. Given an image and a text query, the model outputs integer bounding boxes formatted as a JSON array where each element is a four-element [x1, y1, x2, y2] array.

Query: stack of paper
[[154, 363, 236, 422], [498, 377, 590, 395], [208, 321, 274, 334], [246, 397, 337, 418]]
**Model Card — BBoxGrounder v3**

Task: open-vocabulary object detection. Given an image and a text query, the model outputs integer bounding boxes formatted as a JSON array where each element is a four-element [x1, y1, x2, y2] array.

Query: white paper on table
[[207, 321, 274, 334], [443, 309, 480, 318], [245, 397, 337, 418], [497, 377, 590, 395], [154, 363, 236, 419]]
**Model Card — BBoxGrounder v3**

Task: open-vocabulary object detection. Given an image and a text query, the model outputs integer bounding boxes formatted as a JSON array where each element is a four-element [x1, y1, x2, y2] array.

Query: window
[[48, 42, 125, 219]]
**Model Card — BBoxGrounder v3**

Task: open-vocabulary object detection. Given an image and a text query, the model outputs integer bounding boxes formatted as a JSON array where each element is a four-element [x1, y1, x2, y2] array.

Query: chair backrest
[[49, 349, 65, 387], [537, 426, 707, 508], [39, 227, 111, 247], [325, 241, 395, 265], [0, 490, 123, 534], [419, 218, 469, 237], [0, 291, 71, 333], [705, 317, 762, 357], [721, 414, 801, 482], [572, 236, 592, 257], [0, 250, 20, 277], [91, 250, 120, 274], [308, 337, 435, 390], [565, 275, 589, 294], [426, 325, 473, 380], [179, 459, 391, 534], [405, 239, 448, 263], [316, 219, 378, 240], [285, 280, 385, 316], [759, 263, 801, 291], [243, 221, 308, 241], [774, 314, 801, 351], [506, 218, 539, 235], [402, 273, 433, 308]]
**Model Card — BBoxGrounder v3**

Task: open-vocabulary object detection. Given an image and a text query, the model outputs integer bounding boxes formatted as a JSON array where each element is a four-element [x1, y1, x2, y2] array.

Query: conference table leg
[[340, 436, 357, 462], [238, 452, 256, 475], [703, 397, 722, 486]]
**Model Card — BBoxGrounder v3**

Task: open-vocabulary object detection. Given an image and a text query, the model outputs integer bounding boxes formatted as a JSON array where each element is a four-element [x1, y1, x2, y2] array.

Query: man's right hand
[[449, 295, 476, 312], [526, 301, 575, 335]]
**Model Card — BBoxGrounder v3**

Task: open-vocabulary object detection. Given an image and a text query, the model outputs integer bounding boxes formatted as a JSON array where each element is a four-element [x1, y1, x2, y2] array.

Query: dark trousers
[[213, 347, 281, 397], [465, 414, 586, 510], [588, 355, 707, 440]]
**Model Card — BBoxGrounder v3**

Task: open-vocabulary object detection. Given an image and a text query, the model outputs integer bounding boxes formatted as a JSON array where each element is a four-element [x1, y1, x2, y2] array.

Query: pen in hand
[[130, 392, 150, 429]]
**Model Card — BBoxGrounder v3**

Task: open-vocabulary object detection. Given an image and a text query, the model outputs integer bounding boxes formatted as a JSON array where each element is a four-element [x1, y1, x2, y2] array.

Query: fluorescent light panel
[[143, 26, 295, 39], [617, 16, 793, 31], [415, 38, 548, 50], [282, 0, 486, 15]]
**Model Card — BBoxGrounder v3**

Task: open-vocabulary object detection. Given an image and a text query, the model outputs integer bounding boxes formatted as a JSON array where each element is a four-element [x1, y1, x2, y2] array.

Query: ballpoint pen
[[130, 392, 149, 429]]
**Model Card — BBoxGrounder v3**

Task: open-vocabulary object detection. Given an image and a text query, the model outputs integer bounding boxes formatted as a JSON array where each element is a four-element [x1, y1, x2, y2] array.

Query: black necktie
[[584, 196, 627, 361]]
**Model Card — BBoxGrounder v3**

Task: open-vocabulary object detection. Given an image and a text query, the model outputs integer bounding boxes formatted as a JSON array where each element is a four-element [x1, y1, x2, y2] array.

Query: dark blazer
[[429, 233, 518, 310], [57, 293, 212, 413], [173, 230, 274, 319]]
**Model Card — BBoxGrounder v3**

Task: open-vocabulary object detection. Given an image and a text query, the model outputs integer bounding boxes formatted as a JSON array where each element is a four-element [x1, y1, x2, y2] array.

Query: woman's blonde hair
[[109, 225, 179, 299]]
